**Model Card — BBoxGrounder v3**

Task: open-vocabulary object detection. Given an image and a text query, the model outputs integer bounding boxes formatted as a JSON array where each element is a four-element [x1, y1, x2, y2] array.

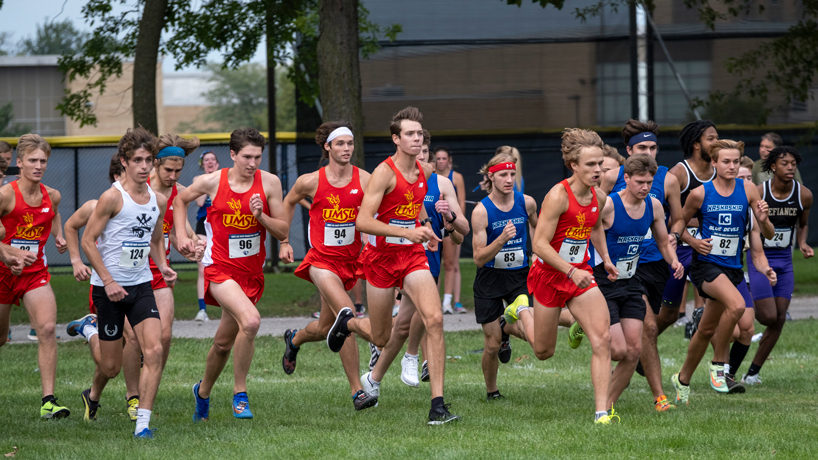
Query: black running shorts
[[473, 266, 530, 324], [92, 282, 160, 341], [635, 260, 670, 315], [689, 258, 744, 301], [593, 264, 647, 325]]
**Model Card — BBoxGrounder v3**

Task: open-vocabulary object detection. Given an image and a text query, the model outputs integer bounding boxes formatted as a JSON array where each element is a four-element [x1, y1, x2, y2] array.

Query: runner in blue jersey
[[471, 151, 539, 400], [669, 139, 776, 405], [599, 119, 683, 412], [744, 146, 813, 385], [194, 150, 219, 322], [594, 155, 683, 414]]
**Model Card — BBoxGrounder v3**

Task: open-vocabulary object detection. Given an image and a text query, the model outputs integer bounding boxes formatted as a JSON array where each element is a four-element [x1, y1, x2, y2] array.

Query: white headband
[[327, 127, 354, 144]]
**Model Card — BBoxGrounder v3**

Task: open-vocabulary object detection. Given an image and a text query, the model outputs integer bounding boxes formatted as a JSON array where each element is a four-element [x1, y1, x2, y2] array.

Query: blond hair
[[478, 152, 517, 194], [740, 156, 754, 170], [602, 144, 625, 165], [709, 139, 745, 162], [561, 128, 603, 168], [495, 146, 523, 191], [17, 134, 51, 159], [157, 133, 200, 165]]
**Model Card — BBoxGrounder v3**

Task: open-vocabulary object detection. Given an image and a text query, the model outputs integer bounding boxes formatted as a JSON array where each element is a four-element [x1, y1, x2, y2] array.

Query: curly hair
[[602, 144, 626, 165], [229, 128, 266, 154], [678, 120, 716, 159], [561, 128, 603, 168], [762, 146, 802, 173], [315, 121, 354, 160], [118, 127, 159, 162], [108, 153, 124, 183]]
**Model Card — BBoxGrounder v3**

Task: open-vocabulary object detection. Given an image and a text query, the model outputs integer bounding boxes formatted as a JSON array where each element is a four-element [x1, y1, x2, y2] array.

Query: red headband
[[488, 162, 516, 174]]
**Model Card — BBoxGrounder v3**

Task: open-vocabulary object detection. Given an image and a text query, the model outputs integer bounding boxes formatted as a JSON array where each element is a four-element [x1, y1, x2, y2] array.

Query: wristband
[[280, 241, 290, 245], [567, 267, 576, 279], [419, 218, 432, 226], [672, 232, 681, 246]]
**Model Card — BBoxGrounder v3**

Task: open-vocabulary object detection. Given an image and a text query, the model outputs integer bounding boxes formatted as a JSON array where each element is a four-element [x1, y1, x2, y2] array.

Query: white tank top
[[91, 181, 160, 287]]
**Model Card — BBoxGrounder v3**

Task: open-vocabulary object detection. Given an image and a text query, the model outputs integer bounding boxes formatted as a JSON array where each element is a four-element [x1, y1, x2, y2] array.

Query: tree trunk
[[266, 0, 280, 269], [132, 0, 168, 134], [317, 0, 364, 167]]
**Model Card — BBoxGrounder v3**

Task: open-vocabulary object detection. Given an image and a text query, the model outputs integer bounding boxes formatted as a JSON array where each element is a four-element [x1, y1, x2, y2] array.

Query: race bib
[[681, 227, 698, 247], [229, 232, 260, 258], [10, 238, 38, 254], [119, 241, 149, 268], [494, 248, 524, 269], [559, 238, 587, 263], [164, 232, 170, 251], [644, 227, 653, 241], [763, 228, 792, 249], [615, 255, 639, 280], [385, 219, 415, 245], [324, 222, 355, 247], [711, 234, 739, 257]]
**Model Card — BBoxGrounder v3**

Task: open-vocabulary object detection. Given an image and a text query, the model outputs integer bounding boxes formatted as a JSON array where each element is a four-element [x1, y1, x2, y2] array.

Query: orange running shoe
[[654, 395, 676, 411]]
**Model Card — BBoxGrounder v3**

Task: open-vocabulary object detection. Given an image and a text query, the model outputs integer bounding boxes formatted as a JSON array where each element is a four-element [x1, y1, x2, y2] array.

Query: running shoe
[[453, 302, 466, 314], [709, 363, 728, 393], [654, 395, 676, 412], [67, 313, 97, 338], [674, 316, 690, 328], [232, 392, 253, 419], [671, 373, 689, 405], [392, 304, 400, 317], [311, 311, 321, 319], [192, 381, 209, 422], [742, 373, 762, 385], [134, 428, 156, 439], [368, 343, 381, 371], [428, 404, 460, 425], [442, 304, 454, 315], [27, 328, 37, 341], [126, 396, 139, 421], [567, 321, 585, 349], [785, 311, 793, 322], [352, 390, 378, 411], [360, 372, 380, 398], [594, 412, 620, 425], [725, 373, 746, 394], [751, 332, 763, 343], [40, 398, 70, 419], [354, 303, 365, 318], [194, 309, 209, 322], [401, 354, 420, 387], [498, 318, 512, 364], [81, 388, 99, 420], [420, 360, 429, 382], [689, 307, 704, 338], [487, 393, 505, 402], [282, 329, 300, 375], [502, 302, 519, 325], [327, 307, 353, 353]]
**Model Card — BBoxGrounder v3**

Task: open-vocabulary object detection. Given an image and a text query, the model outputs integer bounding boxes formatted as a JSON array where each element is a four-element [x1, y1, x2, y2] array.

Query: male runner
[[471, 151, 538, 400], [356, 106, 462, 424], [278, 121, 377, 410], [175, 128, 288, 421], [601, 144, 625, 175], [744, 146, 812, 385], [527, 128, 615, 424], [669, 139, 776, 404], [0, 134, 69, 419], [752, 133, 802, 185], [599, 119, 683, 411], [80, 128, 176, 438], [594, 155, 683, 412]]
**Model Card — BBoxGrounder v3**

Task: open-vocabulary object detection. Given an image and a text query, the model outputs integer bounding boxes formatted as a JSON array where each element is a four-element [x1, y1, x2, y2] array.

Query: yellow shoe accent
[[127, 397, 139, 422]]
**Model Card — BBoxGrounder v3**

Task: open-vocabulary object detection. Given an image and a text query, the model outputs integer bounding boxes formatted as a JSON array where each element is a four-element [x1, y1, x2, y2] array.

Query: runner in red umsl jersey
[[174, 128, 288, 421], [527, 128, 617, 424]]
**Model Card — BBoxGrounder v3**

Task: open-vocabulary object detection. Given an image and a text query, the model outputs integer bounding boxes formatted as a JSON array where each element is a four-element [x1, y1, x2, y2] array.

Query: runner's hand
[[5, 256, 24, 276], [72, 261, 92, 282], [603, 260, 619, 282], [799, 243, 814, 259], [407, 226, 440, 245], [435, 196, 452, 220], [500, 221, 516, 243], [279, 242, 294, 263], [571, 269, 594, 289], [161, 266, 178, 287], [105, 281, 128, 302], [691, 238, 712, 256], [764, 266, 777, 287], [250, 193, 264, 219], [55, 236, 68, 254], [7, 247, 37, 267], [671, 260, 684, 279], [668, 233, 677, 251], [427, 237, 439, 252], [177, 236, 196, 258], [756, 199, 769, 222]]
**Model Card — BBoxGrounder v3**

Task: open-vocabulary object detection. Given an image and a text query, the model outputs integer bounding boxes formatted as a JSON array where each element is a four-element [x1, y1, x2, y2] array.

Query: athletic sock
[[729, 342, 751, 376], [712, 361, 725, 368], [404, 353, 418, 360], [595, 411, 608, 421], [198, 299, 206, 310], [443, 294, 452, 307], [487, 390, 500, 399], [367, 374, 380, 386], [431, 396, 444, 409], [83, 324, 98, 340], [747, 362, 762, 377], [42, 395, 56, 405], [678, 376, 689, 386], [678, 311, 685, 319], [135, 408, 151, 434]]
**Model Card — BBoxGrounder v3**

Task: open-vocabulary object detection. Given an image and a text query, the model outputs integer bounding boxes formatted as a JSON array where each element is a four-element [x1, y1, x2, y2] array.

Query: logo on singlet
[[162, 221, 171, 234], [132, 214, 153, 238], [15, 213, 45, 239], [565, 212, 592, 240], [395, 190, 422, 218], [322, 194, 357, 222], [223, 198, 258, 230]]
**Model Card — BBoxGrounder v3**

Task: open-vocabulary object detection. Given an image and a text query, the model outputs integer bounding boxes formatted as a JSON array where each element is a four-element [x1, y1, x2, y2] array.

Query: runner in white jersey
[[78, 128, 176, 439]]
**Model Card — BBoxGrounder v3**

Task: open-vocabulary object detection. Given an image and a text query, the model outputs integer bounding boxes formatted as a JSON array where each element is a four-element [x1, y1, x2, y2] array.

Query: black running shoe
[[420, 360, 429, 382], [369, 342, 381, 371], [354, 303, 365, 318], [690, 307, 704, 338], [725, 373, 746, 394], [487, 393, 505, 402], [499, 318, 512, 364], [352, 390, 378, 411], [282, 329, 300, 375], [428, 404, 461, 425], [327, 307, 353, 353], [81, 388, 100, 421], [635, 359, 645, 377]]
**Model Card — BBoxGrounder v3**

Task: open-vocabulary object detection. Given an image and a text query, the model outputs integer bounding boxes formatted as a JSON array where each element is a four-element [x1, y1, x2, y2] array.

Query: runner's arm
[[599, 168, 617, 194], [796, 185, 813, 258], [149, 193, 170, 270], [281, 173, 317, 237], [471, 203, 508, 267], [652, 197, 683, 278], [173, 172, 219, 254], [749, 213, 777, 286], [65, 201, 96, 281], [664, 173, 683, 245], [671, 185, 702, 246], [82, 189, 121, 286], [437, 175, 469, 235], [453, 171, 466, 218], [524, 194, 539, 230], [746, 181, 775, 240], [255, 172, 289, 241], [590, 194, 614, 269], [48, 188, 66, 250]]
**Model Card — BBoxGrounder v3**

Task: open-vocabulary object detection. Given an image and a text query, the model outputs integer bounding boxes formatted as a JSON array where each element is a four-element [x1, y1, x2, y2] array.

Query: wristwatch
[[419, 217, 432, 226], [672, 232, 681, 246], [445, 212, 457, 224]]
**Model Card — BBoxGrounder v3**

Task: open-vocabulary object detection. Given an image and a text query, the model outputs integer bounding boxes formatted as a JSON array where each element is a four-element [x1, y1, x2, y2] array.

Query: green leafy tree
[[0, 32, 12, 56], [0, 103, 31, 137], [18, 18, 89, 55]]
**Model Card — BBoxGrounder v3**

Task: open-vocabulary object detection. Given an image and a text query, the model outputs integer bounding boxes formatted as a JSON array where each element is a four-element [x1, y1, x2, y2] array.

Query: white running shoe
[[361, 372, 381, 398], [742, 373, 762, 385], [751, 332, 763, 343], [401, 355, 420, 388], [442, 304, 454, 315], [392, 304, 400, 317], [194, 310, 209, 322], [674, 316, 690, 328]]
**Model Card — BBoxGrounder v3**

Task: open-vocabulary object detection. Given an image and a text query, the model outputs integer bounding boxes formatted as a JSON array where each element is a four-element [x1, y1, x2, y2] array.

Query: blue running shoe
[[67, 314, 97, 338], [233, 392, 253, 419], [192, 381, 209, 422], [134, 428, 156, 439]]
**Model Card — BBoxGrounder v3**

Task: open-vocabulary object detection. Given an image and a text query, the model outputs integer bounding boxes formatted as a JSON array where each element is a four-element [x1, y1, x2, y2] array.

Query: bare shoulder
[[650, 196, 664, 215], [594, 186, 608, 207], [421, 162, 434, 178], [665, 172, 679, 188], [471, 201, 487, 222], [523, 194, 537, 211], [800, 183, 813, 206], [44, 185, 62, 202]]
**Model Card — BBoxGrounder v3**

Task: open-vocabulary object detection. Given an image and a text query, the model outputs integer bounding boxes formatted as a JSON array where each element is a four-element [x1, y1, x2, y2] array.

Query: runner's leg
[[208, 280, 261, 396], [131, 317, 164, 412], [481, 319, 502, 393], [122, 321, 141, 399], [23, 286, 58, 397], [371, 296, 416, 382], [566, 289, 612, 413], [309, 266, 374, 342], [609, 318, 643, 408], [154, 287, 174, 368], [401, 270, 446, 399]]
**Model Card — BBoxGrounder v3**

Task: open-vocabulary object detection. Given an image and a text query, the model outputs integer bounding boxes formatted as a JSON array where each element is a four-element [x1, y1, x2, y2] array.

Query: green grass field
[[3, 321, 818, 458]]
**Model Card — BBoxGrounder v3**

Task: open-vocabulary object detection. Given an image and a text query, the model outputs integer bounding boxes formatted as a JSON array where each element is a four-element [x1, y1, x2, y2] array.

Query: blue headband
[[157, 146, 185, 159], [628, 132, 658, 147]]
